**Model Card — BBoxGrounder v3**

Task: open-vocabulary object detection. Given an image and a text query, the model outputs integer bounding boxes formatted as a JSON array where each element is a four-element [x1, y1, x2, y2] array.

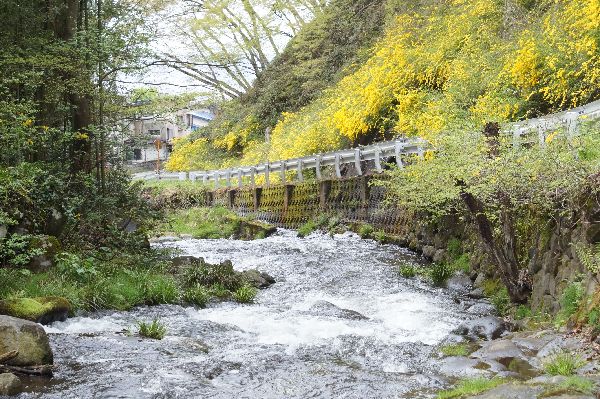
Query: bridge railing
[[135, 99, 600, 187]]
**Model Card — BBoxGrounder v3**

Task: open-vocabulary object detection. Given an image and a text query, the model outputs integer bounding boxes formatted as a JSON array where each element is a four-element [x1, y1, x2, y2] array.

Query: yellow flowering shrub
[[167, 0, 600, 171]]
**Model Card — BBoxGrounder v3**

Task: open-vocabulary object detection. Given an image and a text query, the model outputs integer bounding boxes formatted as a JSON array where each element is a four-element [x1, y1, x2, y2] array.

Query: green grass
[[557, 281, 584, 325], [182, 285, 210, 307], [540, 376, 595, 397], [439, 343, 472, 357], [543, 351, 586, 376], [232, 284, 258, 304], [430, 263, 453, 287], [298, 220, 318, 238], [137, 318, 167, 340], [358, 224, 374, 239], [399, 264, 417, 278], [482, 279, 511, 316], [155, 207, 241, 239], [437, 377, 504, 399]]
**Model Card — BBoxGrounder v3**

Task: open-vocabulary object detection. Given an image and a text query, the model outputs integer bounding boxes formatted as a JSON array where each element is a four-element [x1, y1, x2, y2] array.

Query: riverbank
[[0, 229, 597, 398]]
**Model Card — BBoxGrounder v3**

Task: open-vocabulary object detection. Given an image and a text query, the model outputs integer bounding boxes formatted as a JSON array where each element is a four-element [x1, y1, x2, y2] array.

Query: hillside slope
[[167, 0, 600, 171]]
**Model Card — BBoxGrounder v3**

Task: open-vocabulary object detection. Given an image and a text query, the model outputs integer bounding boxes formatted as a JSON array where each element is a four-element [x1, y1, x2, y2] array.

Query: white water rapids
[[23, 230, 493, 398]]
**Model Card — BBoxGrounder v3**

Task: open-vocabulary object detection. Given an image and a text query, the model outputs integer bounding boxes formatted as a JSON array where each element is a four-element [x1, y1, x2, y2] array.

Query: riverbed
[[21, 230, 495, 398]]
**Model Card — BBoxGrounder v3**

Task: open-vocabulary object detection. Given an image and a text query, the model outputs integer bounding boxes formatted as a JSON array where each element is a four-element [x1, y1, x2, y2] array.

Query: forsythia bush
[[168, 0, 600, 170]]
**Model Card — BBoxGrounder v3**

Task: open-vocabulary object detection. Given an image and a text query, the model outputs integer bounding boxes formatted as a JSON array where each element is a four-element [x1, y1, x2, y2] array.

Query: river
[[21, 230, 495, 398]]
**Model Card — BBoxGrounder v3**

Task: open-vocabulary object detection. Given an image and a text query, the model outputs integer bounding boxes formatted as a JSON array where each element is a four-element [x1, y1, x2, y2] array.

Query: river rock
[[0, 315, 53, 366], [446, 272, 472, 293], [471, 339, 527, 362], [451, 316, 508, 341], [437, 356, 490, 378], [239, 269, 276, 289], [467, 383, 544, 399], [466, 303, 497, 315], [0, 297, 71, 325], [0, 373, 22, 396], [306, 301, 368, 320]]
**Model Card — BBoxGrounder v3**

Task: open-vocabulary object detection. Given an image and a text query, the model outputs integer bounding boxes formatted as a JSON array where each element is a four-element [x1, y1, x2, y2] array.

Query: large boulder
[[0, 373, 22, 396], [239, 269, 276, 289], [0, 315, 53, 366], [305, 300, 368, 320], [452, 316, 509, 341], [27, 235, 61, 272], [0, 297, 71, 325]]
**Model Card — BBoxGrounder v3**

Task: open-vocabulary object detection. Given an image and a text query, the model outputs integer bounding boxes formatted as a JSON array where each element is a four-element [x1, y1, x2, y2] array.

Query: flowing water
[[22, 230, 494, 399]]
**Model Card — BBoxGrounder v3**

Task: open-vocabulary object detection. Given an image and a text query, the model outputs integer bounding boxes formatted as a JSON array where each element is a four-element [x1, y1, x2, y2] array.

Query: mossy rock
[[0, 297, 71, 325], [0, 315, 53, 367], [231, 219, 277, 240], [27, 235, 61, 272]]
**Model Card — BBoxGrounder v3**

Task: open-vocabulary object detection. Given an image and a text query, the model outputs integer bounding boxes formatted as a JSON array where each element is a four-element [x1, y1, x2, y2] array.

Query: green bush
[[138, 318, 167, 340], [482, 279, 511, 316], [514, 304, 532, 320], [142, 274, 180, 305], [430, 263, 453, 287], [543, 351, 586, 376], [233, 284, 258, 304], [559, 281, 584, 322]]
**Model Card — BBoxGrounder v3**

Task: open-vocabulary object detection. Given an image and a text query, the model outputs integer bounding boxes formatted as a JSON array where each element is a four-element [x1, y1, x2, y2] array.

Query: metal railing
[[135, 98, 600, 187]]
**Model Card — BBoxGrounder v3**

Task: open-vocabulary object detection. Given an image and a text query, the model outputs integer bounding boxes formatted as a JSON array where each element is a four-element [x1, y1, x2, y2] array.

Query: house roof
[[187, 110, 214, 121]]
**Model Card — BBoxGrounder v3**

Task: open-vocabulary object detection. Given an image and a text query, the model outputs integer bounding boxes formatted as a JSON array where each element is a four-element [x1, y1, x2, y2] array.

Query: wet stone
[[305, 300, 369, 320], [0, 373, 22, 396], [452, 316, 509, 341]]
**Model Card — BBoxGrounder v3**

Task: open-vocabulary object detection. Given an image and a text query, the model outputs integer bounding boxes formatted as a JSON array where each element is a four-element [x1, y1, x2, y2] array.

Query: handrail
[[135, 99, 600, 186]]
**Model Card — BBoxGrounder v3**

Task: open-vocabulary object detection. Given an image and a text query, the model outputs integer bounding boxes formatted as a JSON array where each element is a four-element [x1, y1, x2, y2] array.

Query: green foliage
[[437, 377, 504, 399], [209, 283, 231, 299], [430, 263, 453, 287], [183, 285, 211, 307], [446, 239, 464, 260], [439, 343, 472, 357], [232, 284, 258, 304], [543, 351, 586, 376], [558, 281, 585, 323], [0, 234, 45, 268], [358, 224, 374, 239], [574, 243, 600, 274], [373, 231, 389, 244], [514, 305, 533, 320], [137, 319, 167, 340], [298, 220, 318, 238], [399, 263, 417, 278], [482, 279, 512, 316], [540, 376, 595, 397]]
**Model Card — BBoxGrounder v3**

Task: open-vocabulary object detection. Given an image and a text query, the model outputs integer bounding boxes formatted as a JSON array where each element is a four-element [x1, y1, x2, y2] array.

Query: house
[[125, 109, 215, 165]]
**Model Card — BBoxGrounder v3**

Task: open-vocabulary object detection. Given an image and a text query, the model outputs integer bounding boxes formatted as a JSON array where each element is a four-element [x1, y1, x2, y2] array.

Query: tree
[[162, 0, 326, 98], [382, 123, 600, 304]]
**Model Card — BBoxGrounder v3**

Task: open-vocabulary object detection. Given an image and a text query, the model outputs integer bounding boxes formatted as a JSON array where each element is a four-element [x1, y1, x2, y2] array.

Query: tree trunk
[[458, 122, 532, 304]]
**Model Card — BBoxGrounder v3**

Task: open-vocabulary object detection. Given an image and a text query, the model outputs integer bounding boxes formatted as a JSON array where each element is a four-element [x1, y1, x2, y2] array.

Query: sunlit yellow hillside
[[167, 0, 600, 171]]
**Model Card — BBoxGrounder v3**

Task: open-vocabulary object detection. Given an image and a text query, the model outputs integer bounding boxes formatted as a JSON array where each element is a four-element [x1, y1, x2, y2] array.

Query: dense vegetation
[[167, 0, 600, 170]]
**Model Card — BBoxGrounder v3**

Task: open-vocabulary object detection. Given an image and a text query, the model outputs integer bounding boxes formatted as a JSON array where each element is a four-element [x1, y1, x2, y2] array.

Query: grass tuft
[[437, 377, 504, 399], [439, 343, 472, 357], [543, 351, 586, 376], [138, 318, 167, 340], [232, 284, 258, 303]]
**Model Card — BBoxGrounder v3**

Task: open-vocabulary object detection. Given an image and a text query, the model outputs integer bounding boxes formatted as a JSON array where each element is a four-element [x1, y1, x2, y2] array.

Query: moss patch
[[0, 297, 71, 324], [153, 207, 275, 240]]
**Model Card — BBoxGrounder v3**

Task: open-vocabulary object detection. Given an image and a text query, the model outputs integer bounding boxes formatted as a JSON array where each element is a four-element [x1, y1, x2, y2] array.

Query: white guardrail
[[135, 98, 600, 187]]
